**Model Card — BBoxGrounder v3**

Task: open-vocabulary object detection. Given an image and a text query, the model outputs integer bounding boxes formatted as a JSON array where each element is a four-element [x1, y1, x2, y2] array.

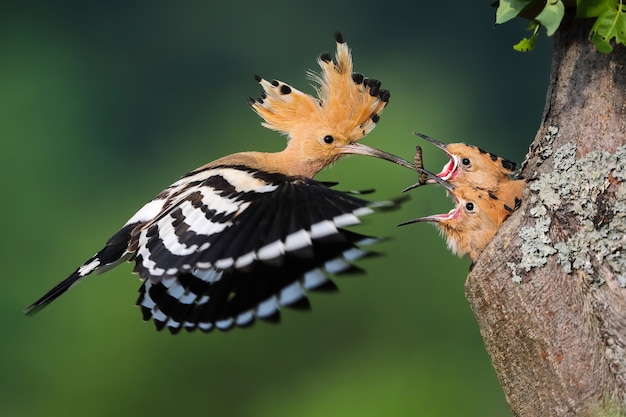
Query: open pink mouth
[[412, 132, 460, 183], [437, 153, 459, 181], [433, 192, 462, 221]]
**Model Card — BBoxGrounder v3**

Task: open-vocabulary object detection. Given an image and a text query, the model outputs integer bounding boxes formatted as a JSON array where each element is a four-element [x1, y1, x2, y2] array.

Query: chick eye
[[465, 202, 475, 211], [461, 158, 471, 167], [323, 135, 334, 144]]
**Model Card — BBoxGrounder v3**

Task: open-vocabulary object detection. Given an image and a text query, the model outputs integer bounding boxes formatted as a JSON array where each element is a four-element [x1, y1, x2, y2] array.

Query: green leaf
[[577, 0, 617, 18], [497, 0, 626, 52], [589, 2, 626, 53], [513, 21, 540, 51], [513, 37, 537, 51], [590, 32, 615, 52], [536, 0, 565, 36], [496, 0, 534, 24]]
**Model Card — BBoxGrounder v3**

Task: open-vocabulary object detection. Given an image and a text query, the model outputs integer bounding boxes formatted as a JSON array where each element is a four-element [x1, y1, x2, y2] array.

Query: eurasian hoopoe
[[399, 169, 519, 261], [407, 132, 526, 212], [24, 32, 414, 334]]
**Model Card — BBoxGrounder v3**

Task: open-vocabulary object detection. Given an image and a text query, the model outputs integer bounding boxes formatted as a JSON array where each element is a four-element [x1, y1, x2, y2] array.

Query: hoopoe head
[[249, 33, 411, 177], [415, 133, 519, 190], [399, 171, 515, 261]]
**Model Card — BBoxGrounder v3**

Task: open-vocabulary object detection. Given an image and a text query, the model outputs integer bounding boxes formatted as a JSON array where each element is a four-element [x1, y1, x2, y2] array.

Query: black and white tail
[[24, 224, 136, 316]]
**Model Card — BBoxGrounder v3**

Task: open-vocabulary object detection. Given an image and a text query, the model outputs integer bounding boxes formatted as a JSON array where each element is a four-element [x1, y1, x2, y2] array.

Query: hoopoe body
[[25, 33, 414, 334], [411, 132, 526, 211], [400, 171, 518, 261]]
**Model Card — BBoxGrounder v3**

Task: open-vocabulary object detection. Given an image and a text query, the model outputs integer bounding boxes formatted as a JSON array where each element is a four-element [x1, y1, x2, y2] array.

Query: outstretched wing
[[25, 163, 391, 332], [131, 164, 375, 281], [131, 164, 384, 333], [137, 229, 379, 333]]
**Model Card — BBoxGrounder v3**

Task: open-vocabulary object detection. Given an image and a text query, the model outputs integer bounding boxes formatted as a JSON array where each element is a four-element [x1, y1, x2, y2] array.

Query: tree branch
[[465, 14, 626, 417]]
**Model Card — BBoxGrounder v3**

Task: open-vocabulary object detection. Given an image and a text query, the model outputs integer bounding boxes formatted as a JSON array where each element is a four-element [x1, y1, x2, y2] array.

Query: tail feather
[[24, 269, 88, 316], [24, 223, 136, 316]]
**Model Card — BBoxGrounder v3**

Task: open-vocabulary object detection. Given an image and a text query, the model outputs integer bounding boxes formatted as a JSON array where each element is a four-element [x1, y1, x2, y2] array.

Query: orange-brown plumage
[[496, 178, 526, 212], [24, 33, 415, 334], [438, 142, 518, 189], [242, 33, 407, 178], [400, 171, 519, 261], [414, 133, 518, 184], [407, 133, 526, 212], [438, 190, 505, 260]]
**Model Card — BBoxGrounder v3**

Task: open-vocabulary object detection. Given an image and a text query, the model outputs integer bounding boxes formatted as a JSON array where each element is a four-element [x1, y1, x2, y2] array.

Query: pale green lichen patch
[[512, 127, 626, 286], [507, 262, 523, 284], [553, 241, 572, 274], [519, 216, 557, 272]]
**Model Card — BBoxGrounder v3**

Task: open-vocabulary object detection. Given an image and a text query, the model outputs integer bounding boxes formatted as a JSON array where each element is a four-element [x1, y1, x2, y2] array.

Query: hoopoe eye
[[461, 158, 471, 167], [465, 202, 475, 212], [323, 135, 335, 144]]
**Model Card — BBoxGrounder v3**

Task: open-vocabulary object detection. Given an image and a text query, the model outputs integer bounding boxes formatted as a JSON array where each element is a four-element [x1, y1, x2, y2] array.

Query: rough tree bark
[[465, 12, 626, 417]]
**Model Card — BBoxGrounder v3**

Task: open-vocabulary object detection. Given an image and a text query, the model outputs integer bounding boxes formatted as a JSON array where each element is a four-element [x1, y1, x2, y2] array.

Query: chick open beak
[[414, 132, 459, 182], [397, 205, 461, 226], [398, 168, 459, 226]]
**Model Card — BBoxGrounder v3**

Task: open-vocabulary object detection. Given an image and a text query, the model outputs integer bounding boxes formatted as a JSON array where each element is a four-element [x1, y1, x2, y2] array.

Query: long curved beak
[[413, 132, 447, 151], [398, 198, 460, 226], [339, 142, 416, 171], [398, 212, 450, 226]]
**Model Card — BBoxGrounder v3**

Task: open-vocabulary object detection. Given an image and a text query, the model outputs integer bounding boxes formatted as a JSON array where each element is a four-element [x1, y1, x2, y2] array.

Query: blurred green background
[[2, 2, 551, 416]]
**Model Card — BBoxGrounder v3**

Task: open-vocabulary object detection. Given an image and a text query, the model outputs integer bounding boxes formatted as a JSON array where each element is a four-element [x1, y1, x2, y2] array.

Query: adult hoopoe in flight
[[407, 132, 526, 212], [399, 169, 519, 261], [24, 32, 415, 334]]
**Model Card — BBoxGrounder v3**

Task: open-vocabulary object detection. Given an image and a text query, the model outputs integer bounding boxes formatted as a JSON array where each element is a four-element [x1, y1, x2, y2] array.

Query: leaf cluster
[[495, 0, 626, 53]]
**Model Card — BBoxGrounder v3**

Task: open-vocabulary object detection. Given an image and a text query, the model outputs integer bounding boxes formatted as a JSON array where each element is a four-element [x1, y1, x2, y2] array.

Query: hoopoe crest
[[245, 32, 408, 178], [24, 33, 414, 334]]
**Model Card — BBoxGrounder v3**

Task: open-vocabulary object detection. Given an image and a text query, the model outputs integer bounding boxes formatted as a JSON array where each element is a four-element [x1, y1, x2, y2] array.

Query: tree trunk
[[465, 13, 626, 417]]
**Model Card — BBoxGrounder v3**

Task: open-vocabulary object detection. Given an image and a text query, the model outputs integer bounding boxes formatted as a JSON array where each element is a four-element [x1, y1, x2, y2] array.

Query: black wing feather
[[137, 228, 376, 333]]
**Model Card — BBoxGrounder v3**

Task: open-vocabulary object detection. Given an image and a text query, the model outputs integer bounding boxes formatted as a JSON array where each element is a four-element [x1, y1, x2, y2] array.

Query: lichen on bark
[[510, 128, 626, 286], [464, 12, 626, 417]]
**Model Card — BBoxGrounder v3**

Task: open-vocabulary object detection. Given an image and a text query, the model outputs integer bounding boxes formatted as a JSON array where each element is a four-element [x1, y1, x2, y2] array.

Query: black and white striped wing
[[138, 229, 377, 333], [132, 165, 383, 333]]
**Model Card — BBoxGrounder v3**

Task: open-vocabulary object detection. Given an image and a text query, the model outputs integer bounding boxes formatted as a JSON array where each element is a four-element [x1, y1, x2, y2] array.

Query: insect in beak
[[413, 132, 459, 181]]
